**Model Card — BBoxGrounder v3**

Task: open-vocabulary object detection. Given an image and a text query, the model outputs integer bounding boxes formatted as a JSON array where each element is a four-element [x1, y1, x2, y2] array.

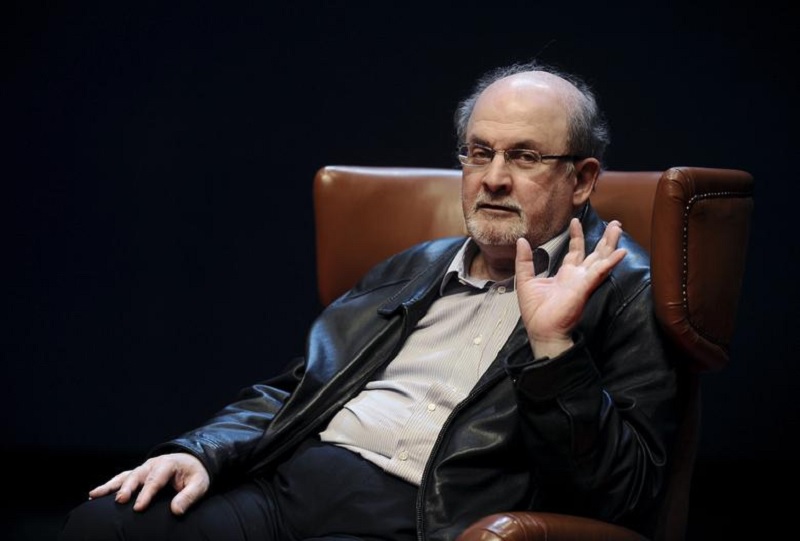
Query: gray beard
[[465, 214, 527, 246]]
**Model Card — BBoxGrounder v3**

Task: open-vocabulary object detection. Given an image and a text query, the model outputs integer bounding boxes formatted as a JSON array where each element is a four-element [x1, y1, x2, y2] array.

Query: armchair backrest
[[312, 164, 754, 540]]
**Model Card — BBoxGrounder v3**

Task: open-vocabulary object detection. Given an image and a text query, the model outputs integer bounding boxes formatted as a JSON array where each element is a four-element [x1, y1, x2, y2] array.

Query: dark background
[[4, 2, 798, 539]]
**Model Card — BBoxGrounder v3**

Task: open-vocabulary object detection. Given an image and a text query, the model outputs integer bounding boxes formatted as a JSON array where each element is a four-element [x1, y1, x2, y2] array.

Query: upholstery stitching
[[682, 190, 753, 346]]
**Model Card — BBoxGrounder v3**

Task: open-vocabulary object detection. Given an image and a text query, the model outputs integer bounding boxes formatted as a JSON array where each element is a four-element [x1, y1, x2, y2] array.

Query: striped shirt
[[319, 232, 568, 485]]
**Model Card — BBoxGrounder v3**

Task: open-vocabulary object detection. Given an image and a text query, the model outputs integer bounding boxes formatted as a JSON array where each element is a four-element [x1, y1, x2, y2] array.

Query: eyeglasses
[[457, 143, 584, 170]]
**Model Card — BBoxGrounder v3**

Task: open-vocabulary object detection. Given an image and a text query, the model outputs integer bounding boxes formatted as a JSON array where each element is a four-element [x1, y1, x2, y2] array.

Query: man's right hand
[[515, 218, 627, 359], [88, 452, 210, 516]]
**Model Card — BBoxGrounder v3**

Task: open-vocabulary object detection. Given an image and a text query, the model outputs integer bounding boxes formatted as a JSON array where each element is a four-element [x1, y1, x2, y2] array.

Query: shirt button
[[498, 286, 506, 293], [398, 450, 409, 461], [473, 336, 482, 345], [427, 403, 436, 411]]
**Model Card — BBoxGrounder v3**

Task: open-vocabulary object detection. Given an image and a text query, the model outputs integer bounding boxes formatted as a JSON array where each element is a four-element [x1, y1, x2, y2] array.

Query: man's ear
[[572, 158, 601, 206]]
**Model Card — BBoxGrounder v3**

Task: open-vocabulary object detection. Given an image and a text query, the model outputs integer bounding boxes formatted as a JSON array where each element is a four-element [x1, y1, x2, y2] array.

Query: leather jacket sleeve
[[148, 355, 306, 483], [505, 271, 677, 529]]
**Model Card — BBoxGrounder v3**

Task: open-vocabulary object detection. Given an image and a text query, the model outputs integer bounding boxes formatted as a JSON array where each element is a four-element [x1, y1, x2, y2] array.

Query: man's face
[[461, 74, 582, 251]]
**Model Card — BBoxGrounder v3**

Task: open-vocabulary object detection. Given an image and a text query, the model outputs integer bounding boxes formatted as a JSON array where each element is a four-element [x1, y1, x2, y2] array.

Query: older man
[[59, 61, 676, 541]]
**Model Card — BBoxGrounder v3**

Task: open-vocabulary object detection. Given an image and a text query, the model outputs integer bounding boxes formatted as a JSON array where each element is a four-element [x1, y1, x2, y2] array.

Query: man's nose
[[481, 153, 513, 191]]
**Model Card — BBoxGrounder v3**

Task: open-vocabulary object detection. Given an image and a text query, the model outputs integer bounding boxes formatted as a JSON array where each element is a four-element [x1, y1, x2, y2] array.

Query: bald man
[[60, 61, 677, 541]]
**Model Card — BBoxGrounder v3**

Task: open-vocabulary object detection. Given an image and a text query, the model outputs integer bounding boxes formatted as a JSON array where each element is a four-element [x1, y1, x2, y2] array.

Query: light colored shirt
[[319, 231, 569, 485]]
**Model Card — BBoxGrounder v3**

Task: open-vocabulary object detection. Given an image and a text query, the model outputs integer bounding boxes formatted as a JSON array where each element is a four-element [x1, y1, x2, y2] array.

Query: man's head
[[454, 62, 610, 253]]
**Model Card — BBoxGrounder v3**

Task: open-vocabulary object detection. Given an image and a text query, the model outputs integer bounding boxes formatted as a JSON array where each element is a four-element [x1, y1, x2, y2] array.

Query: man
[[59, 61, 677, 541]]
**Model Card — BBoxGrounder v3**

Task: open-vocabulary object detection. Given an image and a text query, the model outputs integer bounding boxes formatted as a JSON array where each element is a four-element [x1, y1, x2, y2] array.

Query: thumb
[[170, 483, 204, 516]]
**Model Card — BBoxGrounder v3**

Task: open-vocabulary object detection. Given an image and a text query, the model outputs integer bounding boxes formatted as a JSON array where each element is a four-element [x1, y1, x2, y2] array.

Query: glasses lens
[[467, 144, 494, 166], [457, 145, 471, 166], [506, 149, 542, 169]]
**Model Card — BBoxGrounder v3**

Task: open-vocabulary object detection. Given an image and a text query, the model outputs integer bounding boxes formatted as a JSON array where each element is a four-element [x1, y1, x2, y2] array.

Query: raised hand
[[88, 452, 210, 515], [515, 218, 627, 358]]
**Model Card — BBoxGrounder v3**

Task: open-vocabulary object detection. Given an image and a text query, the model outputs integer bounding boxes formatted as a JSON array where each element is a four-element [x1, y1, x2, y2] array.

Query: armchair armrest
[[650, 166, 754, 372], [456, 512, 647, 541]]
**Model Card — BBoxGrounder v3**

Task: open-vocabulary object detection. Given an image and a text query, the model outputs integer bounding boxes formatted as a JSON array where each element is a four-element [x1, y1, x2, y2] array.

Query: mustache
[[472, 194, 523, 214]]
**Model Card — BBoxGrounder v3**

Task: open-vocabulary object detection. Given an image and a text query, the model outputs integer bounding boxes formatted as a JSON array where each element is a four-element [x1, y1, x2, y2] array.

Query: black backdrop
[[4, 1, 799, 537]]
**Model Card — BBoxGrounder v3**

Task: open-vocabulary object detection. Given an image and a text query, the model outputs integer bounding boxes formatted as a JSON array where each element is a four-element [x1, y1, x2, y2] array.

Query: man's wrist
[[530, 336, 574, 359]]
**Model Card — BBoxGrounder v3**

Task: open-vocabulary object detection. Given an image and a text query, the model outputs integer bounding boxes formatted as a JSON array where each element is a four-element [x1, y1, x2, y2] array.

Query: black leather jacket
[[154, 204, 678, 540]]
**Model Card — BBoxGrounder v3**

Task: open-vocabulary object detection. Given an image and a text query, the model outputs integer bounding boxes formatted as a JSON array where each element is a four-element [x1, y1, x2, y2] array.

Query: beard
[[464, 197, 528, 246]]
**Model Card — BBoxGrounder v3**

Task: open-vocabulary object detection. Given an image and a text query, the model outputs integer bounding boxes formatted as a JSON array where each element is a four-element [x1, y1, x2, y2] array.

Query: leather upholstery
[[314, 166, 465, 307], [453, 512, 646, 540], [650, 167, 754, 372], [312, 165, 754, 541]]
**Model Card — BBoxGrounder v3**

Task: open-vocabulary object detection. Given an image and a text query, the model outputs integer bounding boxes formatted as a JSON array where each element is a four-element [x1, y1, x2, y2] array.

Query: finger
[[562, 218, 586, 266], [591, 248, 627, 280], [88, 470, 131, 499], [601, 220, 623, 252], [114, 466, 151, 504], [584, 220, 623, 265], [515, 237, 536, 281], [131, 464, 172, 512], [170, 479, 206, 516]]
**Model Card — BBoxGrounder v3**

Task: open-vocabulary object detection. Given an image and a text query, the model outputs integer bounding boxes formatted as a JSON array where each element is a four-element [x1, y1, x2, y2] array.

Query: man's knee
[[58, 492, 180, 541], [59, 494, 129, 540]]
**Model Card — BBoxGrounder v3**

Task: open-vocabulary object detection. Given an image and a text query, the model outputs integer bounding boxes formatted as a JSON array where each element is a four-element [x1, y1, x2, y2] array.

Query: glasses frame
[[457, 143, 584, 170]]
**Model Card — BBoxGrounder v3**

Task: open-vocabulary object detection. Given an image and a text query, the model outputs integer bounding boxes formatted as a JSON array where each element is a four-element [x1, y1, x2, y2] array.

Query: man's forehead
[[468, 73, 571, 145]]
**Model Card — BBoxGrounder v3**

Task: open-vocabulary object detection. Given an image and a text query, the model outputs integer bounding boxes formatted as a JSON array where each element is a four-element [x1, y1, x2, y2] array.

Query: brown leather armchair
[[313, 165, 755, 541]]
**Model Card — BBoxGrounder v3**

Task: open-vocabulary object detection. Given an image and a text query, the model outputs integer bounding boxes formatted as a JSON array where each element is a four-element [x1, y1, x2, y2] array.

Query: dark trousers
[[58, 438, 418, 541]]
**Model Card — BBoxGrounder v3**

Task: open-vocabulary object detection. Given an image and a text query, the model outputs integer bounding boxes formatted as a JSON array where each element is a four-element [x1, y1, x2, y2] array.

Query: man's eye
[[510, 150, 540, 163], [471, 148, 492, 160]]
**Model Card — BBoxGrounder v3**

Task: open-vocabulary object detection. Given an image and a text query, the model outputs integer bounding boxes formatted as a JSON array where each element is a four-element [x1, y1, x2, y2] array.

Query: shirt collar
[[440, 239, 485, 294], [440, 230, 571, 295], [537, 228, 570, 275]]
